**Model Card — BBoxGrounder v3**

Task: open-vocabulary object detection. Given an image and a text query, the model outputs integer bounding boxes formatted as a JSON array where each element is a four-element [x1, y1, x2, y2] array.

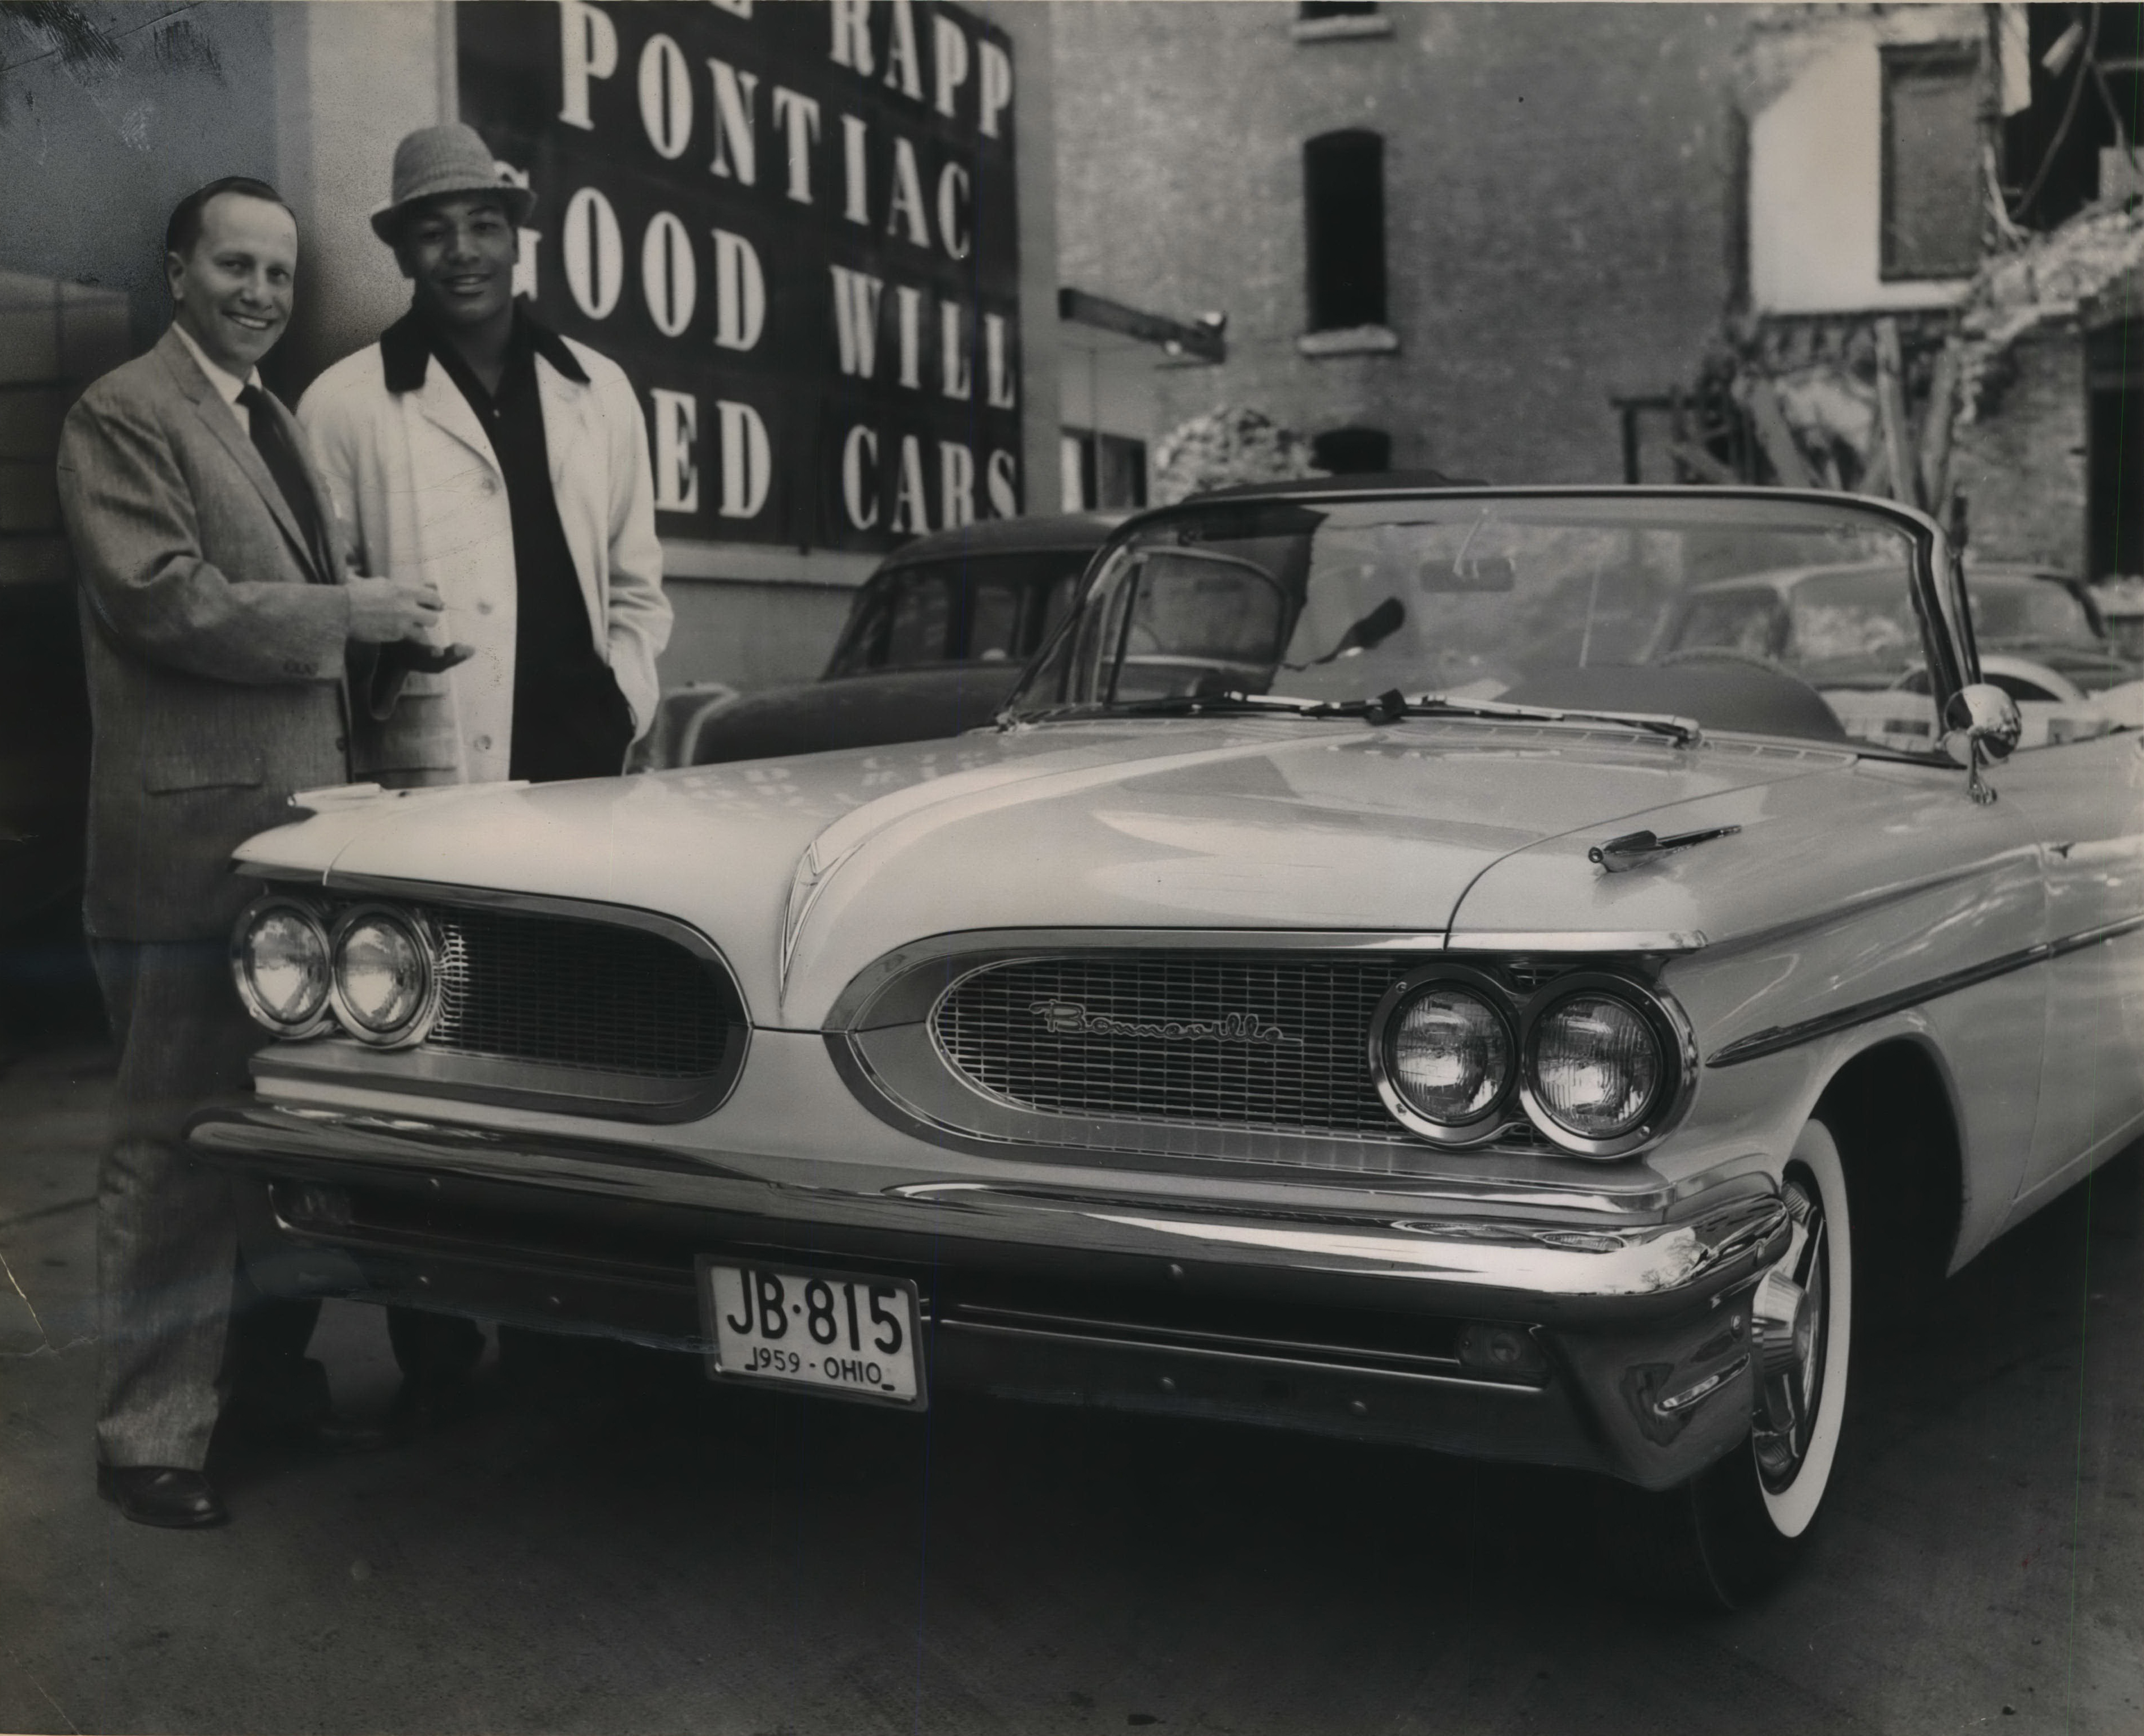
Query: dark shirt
[[380, 307, 631, 781]]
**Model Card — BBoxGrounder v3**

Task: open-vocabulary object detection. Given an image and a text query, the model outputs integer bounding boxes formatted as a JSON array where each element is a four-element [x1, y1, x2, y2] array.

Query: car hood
[[236, 718, 1866, 1026]]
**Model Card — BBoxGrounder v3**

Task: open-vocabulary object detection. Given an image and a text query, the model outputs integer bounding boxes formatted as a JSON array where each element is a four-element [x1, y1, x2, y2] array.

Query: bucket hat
[[370, 124, 535, 243]]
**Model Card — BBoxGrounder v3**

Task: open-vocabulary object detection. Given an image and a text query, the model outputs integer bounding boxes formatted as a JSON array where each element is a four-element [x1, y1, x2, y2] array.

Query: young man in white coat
[[300, 124, 671, 788], [299, 124, 672, 1410]]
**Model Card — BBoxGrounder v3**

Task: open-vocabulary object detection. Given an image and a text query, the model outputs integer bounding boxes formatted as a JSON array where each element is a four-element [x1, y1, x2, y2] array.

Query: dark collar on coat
[[378, 304, 590, 394]]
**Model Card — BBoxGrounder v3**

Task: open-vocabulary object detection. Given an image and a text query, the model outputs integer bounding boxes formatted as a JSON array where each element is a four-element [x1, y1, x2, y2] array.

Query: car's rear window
[[828, 550, 1100, 675]]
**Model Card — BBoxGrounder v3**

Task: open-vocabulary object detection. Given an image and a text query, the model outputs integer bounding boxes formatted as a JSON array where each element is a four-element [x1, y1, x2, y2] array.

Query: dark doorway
[[2090, 386, 2141, 579], [1313, 427, 1394, 474]]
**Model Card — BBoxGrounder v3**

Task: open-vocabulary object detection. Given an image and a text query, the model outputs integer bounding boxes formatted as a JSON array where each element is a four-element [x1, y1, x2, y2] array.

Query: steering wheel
[[1658, 645, 1800, 679], [1891, 654, 2081, 705]]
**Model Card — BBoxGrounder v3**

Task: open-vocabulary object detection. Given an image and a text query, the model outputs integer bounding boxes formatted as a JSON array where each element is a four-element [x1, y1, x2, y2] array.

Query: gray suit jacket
[[57, 327, 364, 942]]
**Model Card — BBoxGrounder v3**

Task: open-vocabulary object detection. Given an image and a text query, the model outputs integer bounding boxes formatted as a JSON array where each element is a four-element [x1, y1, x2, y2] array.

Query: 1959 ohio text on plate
[[699, 1260, 924, 1406]]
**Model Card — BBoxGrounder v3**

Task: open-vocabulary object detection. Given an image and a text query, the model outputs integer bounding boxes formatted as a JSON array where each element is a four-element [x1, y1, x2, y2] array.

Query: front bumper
[[189, 1100, 1789, 1490]]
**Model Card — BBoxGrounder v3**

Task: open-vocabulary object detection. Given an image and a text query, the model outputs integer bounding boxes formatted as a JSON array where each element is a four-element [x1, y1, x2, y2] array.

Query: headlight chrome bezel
[[1515, 971, 1697, 1159], [1369, 963, 1696, 1161], [1368, 964, 1519, 1146], [326, 901, 443, 1049], [229, 895, 337, 1040]]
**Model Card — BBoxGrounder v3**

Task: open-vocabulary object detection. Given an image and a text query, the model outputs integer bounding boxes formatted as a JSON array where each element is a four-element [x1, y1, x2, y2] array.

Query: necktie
[[236, 383, 330, 582]]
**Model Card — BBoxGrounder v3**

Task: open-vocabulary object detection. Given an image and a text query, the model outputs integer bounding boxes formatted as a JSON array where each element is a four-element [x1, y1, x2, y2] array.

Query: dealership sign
[[458, 0, 1022, 551]]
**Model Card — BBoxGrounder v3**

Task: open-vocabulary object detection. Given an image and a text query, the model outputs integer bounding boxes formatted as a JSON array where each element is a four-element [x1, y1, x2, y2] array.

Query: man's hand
[[347, 576, 446, 644]]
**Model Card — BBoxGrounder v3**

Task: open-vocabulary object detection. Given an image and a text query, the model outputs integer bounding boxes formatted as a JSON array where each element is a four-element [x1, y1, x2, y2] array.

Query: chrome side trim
[[1707, 911, 2144, 1068], [1691, 845, 2043, 963]]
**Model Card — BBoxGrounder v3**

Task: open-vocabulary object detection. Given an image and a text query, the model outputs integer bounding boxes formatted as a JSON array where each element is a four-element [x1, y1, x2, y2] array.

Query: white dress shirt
[[169, 321, 261, 426]]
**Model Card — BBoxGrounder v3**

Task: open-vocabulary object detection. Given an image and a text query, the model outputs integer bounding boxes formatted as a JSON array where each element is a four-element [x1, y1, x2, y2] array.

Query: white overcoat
[[298, 329, 671, 785]]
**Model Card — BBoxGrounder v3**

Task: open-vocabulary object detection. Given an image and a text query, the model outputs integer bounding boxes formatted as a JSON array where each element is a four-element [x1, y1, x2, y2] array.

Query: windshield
[[1013, 493, 1945, 751]]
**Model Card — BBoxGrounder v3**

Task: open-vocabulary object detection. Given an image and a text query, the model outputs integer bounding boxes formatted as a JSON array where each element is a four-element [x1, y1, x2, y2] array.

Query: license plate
[[699, 1261, 924, 1406]]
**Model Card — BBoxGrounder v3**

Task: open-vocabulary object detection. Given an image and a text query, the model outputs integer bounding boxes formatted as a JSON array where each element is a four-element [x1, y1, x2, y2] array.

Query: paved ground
[[2, 1037, 2139, 1735]]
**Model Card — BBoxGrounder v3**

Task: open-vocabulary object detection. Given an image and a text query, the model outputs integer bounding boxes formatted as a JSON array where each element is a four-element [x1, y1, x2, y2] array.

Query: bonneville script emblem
[[1030, 999, 1300, 1046]]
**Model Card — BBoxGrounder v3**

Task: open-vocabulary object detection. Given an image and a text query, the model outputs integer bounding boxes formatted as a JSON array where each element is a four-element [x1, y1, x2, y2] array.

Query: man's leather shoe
[[97, 1465, 228, 1529]]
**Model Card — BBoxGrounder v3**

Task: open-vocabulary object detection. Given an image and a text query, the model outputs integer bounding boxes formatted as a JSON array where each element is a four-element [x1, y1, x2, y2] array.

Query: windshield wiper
[[1313, 688, 1704, 747], [1009, 688, 1705, 746], [1007, 692, 1332, 726]]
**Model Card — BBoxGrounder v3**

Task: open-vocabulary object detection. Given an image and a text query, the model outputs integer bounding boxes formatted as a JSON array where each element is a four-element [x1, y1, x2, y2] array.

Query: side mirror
[[1942, 682, 2022, 806]]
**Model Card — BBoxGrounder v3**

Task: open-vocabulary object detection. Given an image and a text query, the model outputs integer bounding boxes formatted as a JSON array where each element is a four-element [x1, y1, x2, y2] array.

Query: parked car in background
[[198, 483, 2143, 1608], [657, 513, 1124, 768], [2092, 576, 2144, 665], [1955, 564, 2142, 697]]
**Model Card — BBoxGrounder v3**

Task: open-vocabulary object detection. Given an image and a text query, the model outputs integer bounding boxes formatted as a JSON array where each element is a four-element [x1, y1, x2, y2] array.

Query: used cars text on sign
[[458, 0, 1022, 552]]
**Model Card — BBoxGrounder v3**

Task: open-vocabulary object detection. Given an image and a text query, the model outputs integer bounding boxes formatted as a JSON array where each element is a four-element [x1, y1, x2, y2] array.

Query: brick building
[[1053, 1, 1752, 487], [1050, 1, 2141, 583]]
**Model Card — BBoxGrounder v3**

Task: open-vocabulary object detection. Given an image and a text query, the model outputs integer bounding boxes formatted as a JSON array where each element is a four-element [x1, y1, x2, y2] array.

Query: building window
[[1304, 129, 1387, 331], [1313, 427, 1392, 474], [1881, 44, 1983, 280], [1061, 429, 1148, 512], [2002, 3, 2144, 231]]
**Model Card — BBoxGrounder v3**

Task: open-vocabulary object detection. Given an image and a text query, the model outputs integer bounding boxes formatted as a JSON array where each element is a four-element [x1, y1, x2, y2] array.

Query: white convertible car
[[194, 483, 2144, 1604]]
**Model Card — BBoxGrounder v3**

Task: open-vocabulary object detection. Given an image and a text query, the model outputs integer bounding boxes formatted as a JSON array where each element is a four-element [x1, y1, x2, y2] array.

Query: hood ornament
[[1589, 824, 1742, 874]]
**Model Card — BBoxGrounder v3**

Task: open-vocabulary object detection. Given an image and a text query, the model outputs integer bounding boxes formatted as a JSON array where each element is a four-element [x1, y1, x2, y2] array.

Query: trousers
[[90, 939, 321, 1469]]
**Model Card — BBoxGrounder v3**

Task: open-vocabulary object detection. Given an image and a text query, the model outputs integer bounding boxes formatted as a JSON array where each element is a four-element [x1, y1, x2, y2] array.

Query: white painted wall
[[1748, 31, 1973, 315], [1058, 324, 1162, 441], [274, 1, 456, 388]]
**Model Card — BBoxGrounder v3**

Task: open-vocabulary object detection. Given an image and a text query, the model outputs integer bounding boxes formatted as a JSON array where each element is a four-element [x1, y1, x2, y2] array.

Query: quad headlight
[[329, 905, 438, 1045], [1375, 978, 1514, 1139], [1525, 993, 1664, 1141], [230, 898, 334, 1037], [1369, 965, 1692, 1159], [230, 895, 439, 1047]]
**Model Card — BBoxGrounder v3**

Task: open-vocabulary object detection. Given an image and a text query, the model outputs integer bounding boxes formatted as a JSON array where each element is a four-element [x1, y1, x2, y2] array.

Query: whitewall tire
[[1603, 1114, 1855, 1607]]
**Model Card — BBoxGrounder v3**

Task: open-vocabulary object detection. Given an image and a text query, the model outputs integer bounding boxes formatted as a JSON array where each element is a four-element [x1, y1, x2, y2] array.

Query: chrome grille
[[423, 905, 736, 1079], [933, 954, 1416, 1141]]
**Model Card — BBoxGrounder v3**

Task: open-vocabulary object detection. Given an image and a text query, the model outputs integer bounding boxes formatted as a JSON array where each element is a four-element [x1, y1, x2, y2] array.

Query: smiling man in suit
[[299, 127, 670, 1418], [56, 177, 450, 1527]]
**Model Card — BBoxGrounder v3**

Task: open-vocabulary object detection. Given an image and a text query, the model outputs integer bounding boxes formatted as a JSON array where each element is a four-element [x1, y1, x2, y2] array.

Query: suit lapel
[[155, 330, 323, 581]]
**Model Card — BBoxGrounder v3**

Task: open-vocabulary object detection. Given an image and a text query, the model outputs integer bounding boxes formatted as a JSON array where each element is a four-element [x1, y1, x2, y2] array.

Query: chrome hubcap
[[1752, 1172, 1827, 1491]]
